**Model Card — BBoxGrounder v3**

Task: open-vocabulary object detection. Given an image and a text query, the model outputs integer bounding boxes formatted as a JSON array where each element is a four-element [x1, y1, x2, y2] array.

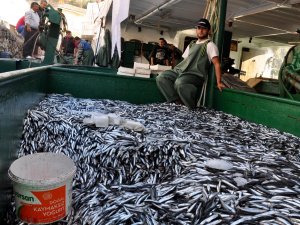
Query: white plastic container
[[8, 152, 76, 224]]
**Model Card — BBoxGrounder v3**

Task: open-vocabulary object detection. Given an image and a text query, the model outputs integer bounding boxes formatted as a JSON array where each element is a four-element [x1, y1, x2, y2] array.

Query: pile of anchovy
[[5, 94, 300, 225]]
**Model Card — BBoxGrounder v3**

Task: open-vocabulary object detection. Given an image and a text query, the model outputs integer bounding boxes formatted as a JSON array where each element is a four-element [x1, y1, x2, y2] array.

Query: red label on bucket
[[17, 185, 66, 224]]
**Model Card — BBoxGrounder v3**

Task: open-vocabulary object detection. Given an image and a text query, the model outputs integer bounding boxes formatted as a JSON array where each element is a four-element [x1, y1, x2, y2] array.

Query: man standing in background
[[16, 16, 25, 37], [38, 0, 48, 20], [150, 38, 170, 66], [23, 2, 40, 58], [60, 30, 75, 64], [74, 37, 94, 66]]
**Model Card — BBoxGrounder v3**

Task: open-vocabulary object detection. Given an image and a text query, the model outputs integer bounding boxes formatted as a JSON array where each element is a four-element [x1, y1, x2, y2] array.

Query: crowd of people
[[16, 0, 94, 65], [14, 3, 224, 110], [59, 32, 94, 65]]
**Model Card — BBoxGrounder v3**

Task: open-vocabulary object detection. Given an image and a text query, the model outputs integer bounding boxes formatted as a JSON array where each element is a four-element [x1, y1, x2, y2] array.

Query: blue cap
[[196, 18, 211, 30]]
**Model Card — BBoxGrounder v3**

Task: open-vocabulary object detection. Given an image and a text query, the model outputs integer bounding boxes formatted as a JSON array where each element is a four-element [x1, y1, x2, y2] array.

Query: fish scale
[[4, 93, 300, 225]]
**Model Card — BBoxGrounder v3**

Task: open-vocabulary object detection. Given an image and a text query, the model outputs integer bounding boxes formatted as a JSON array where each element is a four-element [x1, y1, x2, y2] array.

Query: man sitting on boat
[[156, 18, 224, 109], [150, 38, 170, 66]]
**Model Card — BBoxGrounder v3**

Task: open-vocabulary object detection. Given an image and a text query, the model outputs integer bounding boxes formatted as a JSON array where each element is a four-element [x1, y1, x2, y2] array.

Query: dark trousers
[[23, 28, 39, 58]]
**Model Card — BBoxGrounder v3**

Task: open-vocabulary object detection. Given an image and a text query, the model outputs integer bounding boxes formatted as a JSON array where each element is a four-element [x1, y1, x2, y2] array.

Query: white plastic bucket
[[8, 152, 76, 224]]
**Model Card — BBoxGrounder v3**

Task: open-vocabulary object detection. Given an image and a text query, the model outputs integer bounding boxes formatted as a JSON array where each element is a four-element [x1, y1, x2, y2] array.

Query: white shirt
[[25, 9, 40, 29], [182, 39, 219, 62]]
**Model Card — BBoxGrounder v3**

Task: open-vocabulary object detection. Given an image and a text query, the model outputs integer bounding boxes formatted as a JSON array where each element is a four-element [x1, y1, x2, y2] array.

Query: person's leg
[[23, 30, 31, 57], [20, 26, 25, 37], [174, 75, 203, 109], [23, 29, 38, 58], [17, 25, 25, 37], [66, 55, 74, 65], [88, 50, 95, 66], [156, 70, 180, 103], [83, 50, 94, 66]]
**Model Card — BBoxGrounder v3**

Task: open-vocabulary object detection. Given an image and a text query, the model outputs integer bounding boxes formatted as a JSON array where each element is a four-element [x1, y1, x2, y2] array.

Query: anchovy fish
[[4, 94, 300, 225]]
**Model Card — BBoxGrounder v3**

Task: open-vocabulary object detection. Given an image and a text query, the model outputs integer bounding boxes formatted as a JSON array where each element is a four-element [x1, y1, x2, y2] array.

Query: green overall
[[156, 40, 210, 109], [82, 49, 95, 66]]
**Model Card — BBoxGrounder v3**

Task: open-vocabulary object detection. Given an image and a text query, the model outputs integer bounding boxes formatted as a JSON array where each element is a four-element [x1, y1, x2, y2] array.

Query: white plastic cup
[[8, 153, 76, 224]]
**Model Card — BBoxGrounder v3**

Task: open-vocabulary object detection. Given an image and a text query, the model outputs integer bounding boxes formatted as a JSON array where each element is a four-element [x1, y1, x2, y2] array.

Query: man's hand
[[217, 82, 225, 91], [211, 56, 224, 92]]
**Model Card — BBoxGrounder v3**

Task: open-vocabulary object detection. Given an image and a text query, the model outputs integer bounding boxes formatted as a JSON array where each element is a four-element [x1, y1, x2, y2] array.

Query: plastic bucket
[[8, 152, 76, 224]]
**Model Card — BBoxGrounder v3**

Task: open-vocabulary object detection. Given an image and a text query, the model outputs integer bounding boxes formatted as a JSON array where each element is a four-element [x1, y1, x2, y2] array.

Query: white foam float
[[233, 177, 248, 187], [205, 159, 233, 171]]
